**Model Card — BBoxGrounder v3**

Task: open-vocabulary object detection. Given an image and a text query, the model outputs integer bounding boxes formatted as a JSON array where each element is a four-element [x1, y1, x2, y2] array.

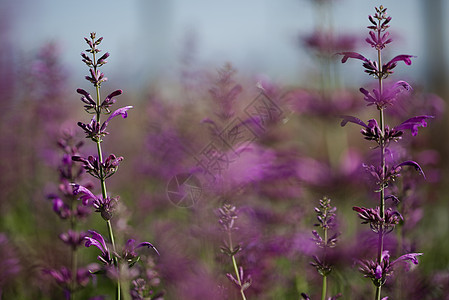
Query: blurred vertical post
[[421, 0, 448, 97], [137, 0, 174, 83]]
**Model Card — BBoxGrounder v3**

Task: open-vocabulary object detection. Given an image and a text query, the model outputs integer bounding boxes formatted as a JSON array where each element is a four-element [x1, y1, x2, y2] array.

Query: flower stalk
[[377, 45, 385, 300], [90, 33, 120, 299], [74, 32, 132, 300], [339, 6, 429, 299], [218, 204, 251, 300], [313, 197, 339, 300]]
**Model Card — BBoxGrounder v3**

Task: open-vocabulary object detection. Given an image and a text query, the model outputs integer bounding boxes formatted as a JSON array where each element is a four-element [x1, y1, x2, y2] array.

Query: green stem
[[321, 275, 327, 300], [375, 285, 381, 300], [92, 46, 121, 300], [322, 222, 328, 300], [228, 232, 247, 300], [376, 47, 385, 300], [70, 188, 78, 299]]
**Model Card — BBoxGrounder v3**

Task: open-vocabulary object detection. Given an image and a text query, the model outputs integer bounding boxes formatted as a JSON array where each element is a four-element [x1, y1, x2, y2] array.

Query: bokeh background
[[1, 0, 449, 299]]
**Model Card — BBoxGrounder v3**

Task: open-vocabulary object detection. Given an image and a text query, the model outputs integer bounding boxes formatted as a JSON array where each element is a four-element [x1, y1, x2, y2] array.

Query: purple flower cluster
[[71, 32, 159, 299], [44, 132, 93, 298], [217, 204, 251, 299], [339, 6, 429, 299], [302, 197, 341, 299]]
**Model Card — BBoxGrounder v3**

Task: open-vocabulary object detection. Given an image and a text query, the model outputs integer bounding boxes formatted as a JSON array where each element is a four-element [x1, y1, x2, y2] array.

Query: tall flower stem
[[228, 232, 247, 300], [376, 48, 385, 300], [70, 197, 78, 300], [321, 225, 328, 300], [321, 275, 327, 300], [92, 48, 121, 300]]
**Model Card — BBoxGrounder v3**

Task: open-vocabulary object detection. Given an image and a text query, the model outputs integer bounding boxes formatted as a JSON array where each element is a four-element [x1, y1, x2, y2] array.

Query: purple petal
[[392, 253, 423, 266], [352, 206, 365, 214], [340, 116, 368, 128], [359, 88, 378, 105], [375, 265, 383, 279], [52, 197, 64, 212], [338, 52, 368, 63], [394, 115, 433, 136], [76, 88, 93, 100], [381, 250, 390, 263], [386, 54, 416, 67], [104, 89, 122, 103], [136, 241, 160, 256], [392, 80, 413, 92], [124, 238, 136, 250], [101, 90, 123, 111], [85, 230, 107, 255], [395, 160, 426, 179], [103, 106, 133, 127], [72, 184, 97, 205]]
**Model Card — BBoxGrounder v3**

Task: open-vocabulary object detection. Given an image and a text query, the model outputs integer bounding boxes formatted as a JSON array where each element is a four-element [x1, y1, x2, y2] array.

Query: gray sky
[[6, 0, 448, 89]]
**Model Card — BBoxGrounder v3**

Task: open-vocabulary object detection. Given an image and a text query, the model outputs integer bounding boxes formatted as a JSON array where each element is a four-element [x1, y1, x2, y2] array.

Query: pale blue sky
[[5, 0, 448, 89]]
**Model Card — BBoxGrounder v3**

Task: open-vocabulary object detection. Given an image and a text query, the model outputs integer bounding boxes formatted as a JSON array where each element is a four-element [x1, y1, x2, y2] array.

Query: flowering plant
[[339, 6, 429, 299], [72, 33, 158, 300]]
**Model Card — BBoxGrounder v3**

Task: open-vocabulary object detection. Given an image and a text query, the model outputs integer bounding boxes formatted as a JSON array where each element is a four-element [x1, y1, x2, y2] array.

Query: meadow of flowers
[[1, 2, 449, 300]]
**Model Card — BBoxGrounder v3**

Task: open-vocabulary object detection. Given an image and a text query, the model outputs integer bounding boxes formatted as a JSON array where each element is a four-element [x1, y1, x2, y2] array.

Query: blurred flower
[[208, 62, 242, 121], [0, 233, 21, 292], [302, 30, 357, 55], [59, 230, 88, 249], [43, 266, 93, 298]]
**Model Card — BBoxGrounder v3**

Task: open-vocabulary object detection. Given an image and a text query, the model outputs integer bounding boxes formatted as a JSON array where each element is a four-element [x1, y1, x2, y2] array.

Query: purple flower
[[72, 184, 118, 220], [339, 53, 415, 80], [208, 63, 242, 121], [72, 184, 97, 205], [352, 206, 402, 234], [226, 266, 252, 292], [359, 81, 412, 108], [389, 160, 426, 179], [339, 51, 368, 64], [366, 30, 392, 50], [85, 230, 113, 265], [81, 52, 93, 67], [85, 68, 107, 87], [394, 115, 434, 136], [77, 106, 132, 142], [72, 154, 123, 180], [217, 204, 238, 232], [49, 195, 71, 219], [103, 106, 133, 128], [76, 88, 123, 115], [97, 52, 110, 66], [383, 55, 415, 74], [76, 88, 96, 114], [310, 254, 333, 276], [311, 197, 339, 249], [43, 266, 93, 293], [363, 160, 425, 186], [122, 239, 159, 261], [77, 117, 108, 142], [341, 114, 432, 143], [100, 89, 122, 113], [59, 230, 88, 249], [359, 250, 422, 285]]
